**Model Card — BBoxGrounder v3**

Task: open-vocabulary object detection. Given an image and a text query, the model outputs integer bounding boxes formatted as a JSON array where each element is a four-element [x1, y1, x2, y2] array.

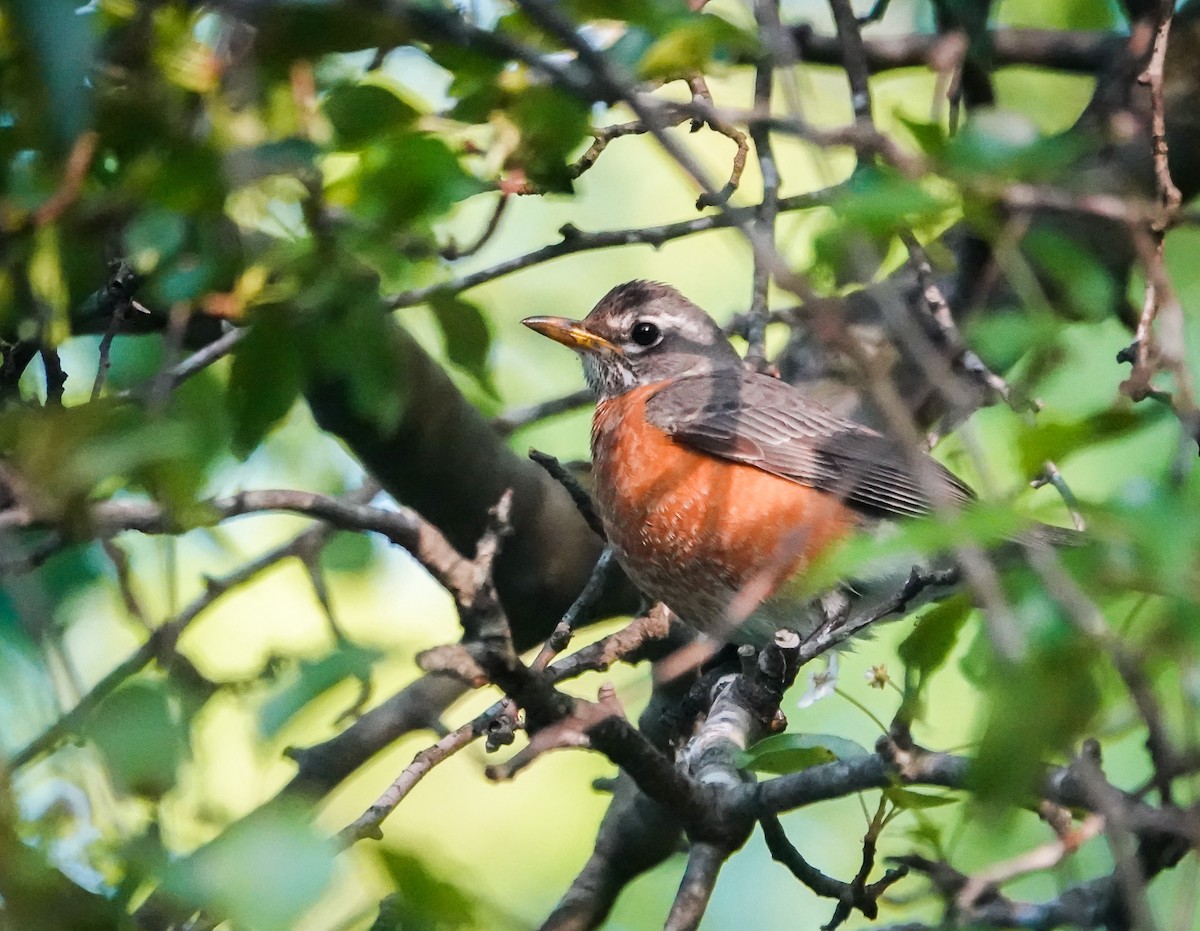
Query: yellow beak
[[522, 316, 621, 355]]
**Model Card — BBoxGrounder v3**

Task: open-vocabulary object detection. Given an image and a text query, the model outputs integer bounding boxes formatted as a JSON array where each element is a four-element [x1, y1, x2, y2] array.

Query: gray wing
[[644, 371, 974, 519]]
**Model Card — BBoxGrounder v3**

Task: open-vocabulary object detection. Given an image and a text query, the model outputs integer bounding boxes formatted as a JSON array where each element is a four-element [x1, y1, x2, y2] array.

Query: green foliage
[[0, 1, 1196, 927], [508, 85, 591, 191], [85, 680, 187, 800], [227, 255, 406, 457], [372, 850, 482, 930], [737, 732, 870, 774], [0, 400, 219, 524], [259, 642, 380, 738], [430, 292, 498, 397], [163, 799, 336, 931], [637, 14, 758, 80], [897, 595, 973, 721]]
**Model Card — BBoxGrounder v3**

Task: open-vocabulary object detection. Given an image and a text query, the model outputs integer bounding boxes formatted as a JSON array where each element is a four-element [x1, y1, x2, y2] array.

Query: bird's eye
[[630, 320, 661, 347]]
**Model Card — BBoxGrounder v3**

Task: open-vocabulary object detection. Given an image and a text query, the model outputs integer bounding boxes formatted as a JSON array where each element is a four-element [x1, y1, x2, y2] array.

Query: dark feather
[[644, 371, 975, 519]]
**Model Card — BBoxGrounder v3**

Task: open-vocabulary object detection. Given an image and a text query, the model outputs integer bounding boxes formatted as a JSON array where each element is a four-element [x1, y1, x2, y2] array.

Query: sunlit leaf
[[638, 15, 757, 80]]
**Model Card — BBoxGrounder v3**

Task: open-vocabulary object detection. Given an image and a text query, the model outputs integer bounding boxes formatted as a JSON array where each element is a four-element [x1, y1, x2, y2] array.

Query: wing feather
[[644, 372, 973, 519]]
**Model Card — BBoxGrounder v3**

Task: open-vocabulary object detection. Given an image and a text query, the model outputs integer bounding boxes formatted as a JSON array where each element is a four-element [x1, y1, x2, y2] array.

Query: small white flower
[[797, 654, 840, 708]]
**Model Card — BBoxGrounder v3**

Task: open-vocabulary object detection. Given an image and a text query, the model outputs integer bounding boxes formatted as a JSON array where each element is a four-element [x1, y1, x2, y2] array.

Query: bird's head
[[522, 280, 741, 399]]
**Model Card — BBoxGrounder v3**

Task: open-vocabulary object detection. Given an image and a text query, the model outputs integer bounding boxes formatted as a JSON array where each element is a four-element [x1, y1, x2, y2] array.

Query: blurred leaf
[[431, 45, 506, 124], [124, 208, 188, 274], [0, 401, 216, 521], [255, 8, 411, 65], [29, 225, 70, 343], [898, 595, 972, 681], [1016, 408, 1154, 479], [227, 307, 304, 458], [803, 504, 1029, 597], [259, 642, 380, 738], [85, 679, 185, 799], [967, 308, 1060, 372], [325, 83, 420, 149], [164, 798, 335, 931], [10, 0, 95, 145], [737, 732, 870, 774], [898, 117, 949, 158], [321, 529, 377, 573], [1023, 229, 1117, 320], [509, 85, 590, 191], [429, 293, 497, 398], [374, 849, 482, 930], [564, 0, 691, 28], [224, 138, 321, 187], [638, 15, 757, 80], [303, 266, 407, 430], [970, 622, 1101, 807], [333, 133, 484, 226], [946, 112, 1089, 183]]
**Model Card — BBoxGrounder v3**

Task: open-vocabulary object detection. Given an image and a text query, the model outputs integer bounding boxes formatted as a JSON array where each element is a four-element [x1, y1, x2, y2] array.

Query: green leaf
[[124, 208, 188, 274], [638, 15, 757, 80], [85, 680, 185, 799], [336, 133, 484, 226], [971, 635, 1101, 808], [325, 83, 420, 149], [737, 732, 870, 774], [374, 850, 481, 930], [882, 787, 958, 810], [0, 400, 217, 520], [431, 45, 506, 124], [227, 308, 305, 458], [321, 529, 377, 573], [164, 798, 335, 931], [898, 595, 972, 680], [430, 292, 497, 397], [304, 269, 407, 430], [259, 643, 380, 738], [1022, 228, 1117, 320], [509, 85, 591, 191], [1016, 408, 1152, 480]]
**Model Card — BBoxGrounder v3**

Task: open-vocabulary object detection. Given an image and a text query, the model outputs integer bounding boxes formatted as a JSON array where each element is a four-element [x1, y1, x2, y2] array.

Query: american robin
[[523, 280, 1059, 644]]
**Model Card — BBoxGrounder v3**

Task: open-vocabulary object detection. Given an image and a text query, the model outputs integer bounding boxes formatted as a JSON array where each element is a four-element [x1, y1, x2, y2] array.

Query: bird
[[523, 280, 1068, 645]]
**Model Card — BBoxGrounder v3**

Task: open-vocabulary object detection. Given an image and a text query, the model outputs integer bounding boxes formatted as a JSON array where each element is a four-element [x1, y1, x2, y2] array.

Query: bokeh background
[[3, 0, 1198, 928]]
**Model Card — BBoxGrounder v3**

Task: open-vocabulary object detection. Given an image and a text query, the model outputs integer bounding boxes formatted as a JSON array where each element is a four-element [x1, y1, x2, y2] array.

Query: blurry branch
[[528, 448, 606, 540], [305, 310, 636, 650], [743, 0, 785, 369], [7, 518, 343, 770], [387, 188, 835, 310], [788, 27, 1123, 74], [491, 387, 592, 436], [439, 194, 509, 260], [31, 131, 98, 228]]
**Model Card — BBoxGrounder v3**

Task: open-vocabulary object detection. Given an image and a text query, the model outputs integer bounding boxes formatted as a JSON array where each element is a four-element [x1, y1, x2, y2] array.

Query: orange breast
[[591, 383, 860, 635]]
